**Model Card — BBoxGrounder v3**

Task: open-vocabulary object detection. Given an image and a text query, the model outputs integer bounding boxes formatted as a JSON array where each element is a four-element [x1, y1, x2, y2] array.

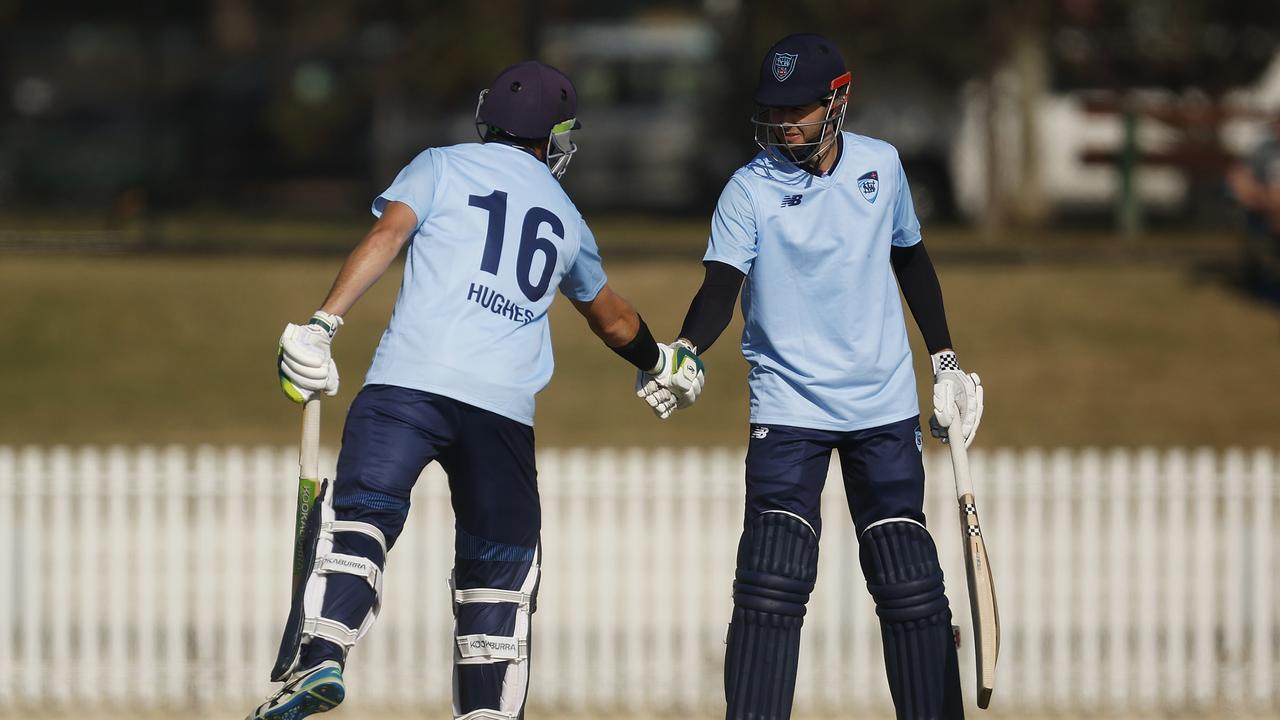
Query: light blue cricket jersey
[[705, 132, 923, 431], [365, 142, 607, 426]]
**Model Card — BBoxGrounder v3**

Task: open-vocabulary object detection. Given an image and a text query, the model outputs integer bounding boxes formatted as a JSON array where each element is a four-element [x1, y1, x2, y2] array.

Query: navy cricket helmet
[[474, 61, 581, 178], [751, 33, 852, 166]]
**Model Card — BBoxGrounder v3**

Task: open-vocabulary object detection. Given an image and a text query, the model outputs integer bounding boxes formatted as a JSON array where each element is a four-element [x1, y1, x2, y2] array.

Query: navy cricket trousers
[[302, 384, 540, 716], [743, 415, 928, 537]]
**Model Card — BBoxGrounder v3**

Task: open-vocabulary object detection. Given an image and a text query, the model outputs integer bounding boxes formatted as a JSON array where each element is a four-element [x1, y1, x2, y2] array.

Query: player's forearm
[[577, 285, 637, 346], [591, 309, 640, 348], [573, 286, 660, 371], [890, 242, 953, 354], [319, 227, 407, 317], [678, 261, 745, 352]]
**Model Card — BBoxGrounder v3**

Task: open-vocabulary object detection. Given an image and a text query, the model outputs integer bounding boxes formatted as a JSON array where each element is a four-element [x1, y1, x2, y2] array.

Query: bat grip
[[300, 398, 321, 481], [946, 400, 975, 497]]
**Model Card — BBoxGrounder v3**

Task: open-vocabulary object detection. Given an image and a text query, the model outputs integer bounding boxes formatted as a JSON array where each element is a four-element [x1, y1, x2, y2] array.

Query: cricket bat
[[945, 415, 1000, 709], [270, 397, 329, 681]]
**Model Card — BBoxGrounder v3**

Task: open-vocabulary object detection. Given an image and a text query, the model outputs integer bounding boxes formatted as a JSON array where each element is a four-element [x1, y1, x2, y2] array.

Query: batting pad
[[724, 510, 819, 720], [859, 518, 964, 719], [275, 484, 388, 679], [450, 539, 540, 720]]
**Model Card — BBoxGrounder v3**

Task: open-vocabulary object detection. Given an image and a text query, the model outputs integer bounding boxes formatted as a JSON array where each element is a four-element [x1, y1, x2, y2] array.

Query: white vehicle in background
[[542, 19, 733, 212], [543, 20, 966, 222]]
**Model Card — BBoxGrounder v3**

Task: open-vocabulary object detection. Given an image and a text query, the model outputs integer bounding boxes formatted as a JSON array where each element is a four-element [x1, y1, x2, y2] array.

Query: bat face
[[958, 492, 1000, 709], [273, 398, 326, 682]]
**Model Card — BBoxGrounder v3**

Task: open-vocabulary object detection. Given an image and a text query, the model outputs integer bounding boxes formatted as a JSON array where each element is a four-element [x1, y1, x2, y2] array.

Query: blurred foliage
[[743, 1, 1014, 85], [0, 0, 1277, 218], [1051, 0, 1280, 92]]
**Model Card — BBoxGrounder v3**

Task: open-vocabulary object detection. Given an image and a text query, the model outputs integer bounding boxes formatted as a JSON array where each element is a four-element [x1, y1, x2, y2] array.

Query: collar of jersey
[[808, 132, 843, 179], [487, 140, 547, 169]]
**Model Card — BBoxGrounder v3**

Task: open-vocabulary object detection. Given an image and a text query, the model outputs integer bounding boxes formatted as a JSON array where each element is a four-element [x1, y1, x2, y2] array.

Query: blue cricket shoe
[[247, 660, 345, 720]]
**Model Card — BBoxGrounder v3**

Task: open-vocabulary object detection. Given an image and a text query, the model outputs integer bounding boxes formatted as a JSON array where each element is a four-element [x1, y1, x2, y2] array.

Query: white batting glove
[[278, 311, 343, 404], [635, 374, 678, 419], [929, 349, 983, 448], [635, 340, 706, 417]]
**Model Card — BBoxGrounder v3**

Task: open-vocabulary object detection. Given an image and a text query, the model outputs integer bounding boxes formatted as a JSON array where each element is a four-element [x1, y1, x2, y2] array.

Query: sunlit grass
[[1, 237, 1274, 448]]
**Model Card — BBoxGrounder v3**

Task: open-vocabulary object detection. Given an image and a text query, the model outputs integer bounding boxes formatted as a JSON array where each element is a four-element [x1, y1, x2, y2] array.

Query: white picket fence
[[0, 446, 1277, 716]]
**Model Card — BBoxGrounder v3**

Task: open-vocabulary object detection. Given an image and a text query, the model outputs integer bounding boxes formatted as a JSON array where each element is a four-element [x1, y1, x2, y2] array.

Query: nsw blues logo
[[857, 170, 879, 204], [773, 52, 798, 82]]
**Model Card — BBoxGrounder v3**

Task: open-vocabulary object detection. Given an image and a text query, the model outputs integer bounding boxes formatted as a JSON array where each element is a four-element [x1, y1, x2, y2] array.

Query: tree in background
[[3, 0, 1277, 225]]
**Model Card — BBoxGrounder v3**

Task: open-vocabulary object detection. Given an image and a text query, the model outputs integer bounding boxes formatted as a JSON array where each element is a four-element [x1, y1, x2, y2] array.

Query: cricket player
[[250, 61, 704, 720], [660, 33, 984, 718], [1226, 115, 1280, 300]]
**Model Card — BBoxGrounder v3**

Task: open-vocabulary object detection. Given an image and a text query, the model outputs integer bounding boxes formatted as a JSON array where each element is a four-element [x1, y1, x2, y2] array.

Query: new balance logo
[[751, 425, 770, 440], [780, 194, 803, 207]]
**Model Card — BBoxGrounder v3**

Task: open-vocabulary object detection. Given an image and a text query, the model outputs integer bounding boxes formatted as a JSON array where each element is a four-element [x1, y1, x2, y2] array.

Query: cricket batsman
[[249, 61, 705, 720], [652, 33, 984, 718]]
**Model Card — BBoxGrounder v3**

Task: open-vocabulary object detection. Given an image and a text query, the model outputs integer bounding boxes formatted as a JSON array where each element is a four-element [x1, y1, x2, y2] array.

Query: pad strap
[[457, 710, 519, 720], [454, 587, 533, 607], [302, 617, 360, 650], [325, 520, 388, 556], [456, 634, 529, 664], [316, 553, 382, 591]]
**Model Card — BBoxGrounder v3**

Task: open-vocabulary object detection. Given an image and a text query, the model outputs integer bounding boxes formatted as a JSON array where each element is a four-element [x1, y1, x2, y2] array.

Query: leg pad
[[272, 480, 389, 681], [724, 511, 819, 720], [860, 519, 964, 720], [451, 529, 540, 720]]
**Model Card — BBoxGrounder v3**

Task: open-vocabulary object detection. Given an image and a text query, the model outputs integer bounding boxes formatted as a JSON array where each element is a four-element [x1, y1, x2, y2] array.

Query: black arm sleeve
[[678, 261, 746, 353], [608, 316, 660, 372], [890, 242, 953, 354]]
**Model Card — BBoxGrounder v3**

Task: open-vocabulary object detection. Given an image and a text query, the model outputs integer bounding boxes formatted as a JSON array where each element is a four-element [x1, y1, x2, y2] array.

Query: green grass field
[[1, 238, 1276, 448]]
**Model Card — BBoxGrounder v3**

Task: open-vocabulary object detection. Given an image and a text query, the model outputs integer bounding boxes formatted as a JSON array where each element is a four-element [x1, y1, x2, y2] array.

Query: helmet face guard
[[751, 72, 851, 168], [474, 89, 578, 180], [545, 117, 577, 179]]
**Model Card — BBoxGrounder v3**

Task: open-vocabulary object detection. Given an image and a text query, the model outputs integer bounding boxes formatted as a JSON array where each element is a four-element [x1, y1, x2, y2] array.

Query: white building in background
[[951, 51, 1280, 222]]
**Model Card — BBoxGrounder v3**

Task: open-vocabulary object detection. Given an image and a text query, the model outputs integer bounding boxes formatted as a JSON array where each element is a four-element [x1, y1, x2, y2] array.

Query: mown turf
[[1, 247, 1276, 448]]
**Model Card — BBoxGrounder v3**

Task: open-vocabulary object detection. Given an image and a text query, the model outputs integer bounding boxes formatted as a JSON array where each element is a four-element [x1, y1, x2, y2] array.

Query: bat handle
[[301, 398, 321, 481], [945, 400, 975, 498]]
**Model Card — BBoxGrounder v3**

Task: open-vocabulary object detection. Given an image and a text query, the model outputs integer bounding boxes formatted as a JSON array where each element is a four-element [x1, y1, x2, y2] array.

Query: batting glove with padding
[[635, 339, 705, 417], [278, 311, 343, 404], [929, 349, 983, 448]]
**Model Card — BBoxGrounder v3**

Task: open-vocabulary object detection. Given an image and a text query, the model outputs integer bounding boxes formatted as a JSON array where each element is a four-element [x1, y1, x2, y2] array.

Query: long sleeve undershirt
[[678, 261, 745, 353], [889, 242, 952, 354]]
